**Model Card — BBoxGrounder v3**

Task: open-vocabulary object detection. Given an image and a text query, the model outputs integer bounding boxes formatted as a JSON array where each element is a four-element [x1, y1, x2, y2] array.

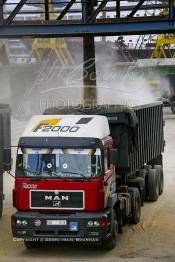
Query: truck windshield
[[16, 148, 102, 179]]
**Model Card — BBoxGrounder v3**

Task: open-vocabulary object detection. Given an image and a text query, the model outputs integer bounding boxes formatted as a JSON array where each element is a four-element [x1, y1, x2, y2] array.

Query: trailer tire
[[121, 208, 128, 226], [101, 211, 118, 250], [170, 101, 175, 114], [24, 240, 40, 249], [148, 169, 159, 201], [129, 187, 141, 224], [154, 165, 164, 195], [0, 194, 3, 219], [143, 165, 152, 172]]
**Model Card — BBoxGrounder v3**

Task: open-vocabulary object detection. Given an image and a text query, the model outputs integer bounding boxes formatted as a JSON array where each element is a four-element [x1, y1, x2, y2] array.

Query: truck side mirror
[[109, 149, 118, 166]]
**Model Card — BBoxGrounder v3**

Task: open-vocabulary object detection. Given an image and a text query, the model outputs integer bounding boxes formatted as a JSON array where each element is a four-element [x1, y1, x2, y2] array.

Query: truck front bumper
[[12, 210, 111, 241]]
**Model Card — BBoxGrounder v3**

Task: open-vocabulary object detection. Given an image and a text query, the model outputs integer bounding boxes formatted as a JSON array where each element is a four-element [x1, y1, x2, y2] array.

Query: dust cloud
[[95, 48, 155, 107], [0, 38, 172, 120]]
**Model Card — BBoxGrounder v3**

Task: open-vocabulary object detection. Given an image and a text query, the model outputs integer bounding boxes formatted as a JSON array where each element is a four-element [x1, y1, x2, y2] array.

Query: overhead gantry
[[0, 0, 174, 38]]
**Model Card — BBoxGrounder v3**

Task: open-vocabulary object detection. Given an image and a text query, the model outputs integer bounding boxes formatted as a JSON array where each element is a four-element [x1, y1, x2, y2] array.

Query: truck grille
[[30, 190, 84, 210]]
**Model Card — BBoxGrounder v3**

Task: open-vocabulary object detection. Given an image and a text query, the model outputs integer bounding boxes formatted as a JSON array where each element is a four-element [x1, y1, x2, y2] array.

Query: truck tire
[[147, 169, 159, 201], [101, 211, 118, 250], [121, 207, 128, 226], [0, 194, 3, 219], [24, 240, 40, 249], [154, 165, 164, 195], [138, 169, 147, 202], [170, 101, 175, 114], [143, 165, 152, 200], [128, 187, 141, 224]]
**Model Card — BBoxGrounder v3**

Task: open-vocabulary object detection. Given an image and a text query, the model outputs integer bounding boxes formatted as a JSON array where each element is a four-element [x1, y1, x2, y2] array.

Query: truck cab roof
[[21, 114, 110, 140]]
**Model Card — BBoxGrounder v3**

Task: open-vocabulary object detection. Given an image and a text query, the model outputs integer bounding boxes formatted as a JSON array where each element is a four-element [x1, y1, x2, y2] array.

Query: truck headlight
[[87, 221, 100, 227], [16, 219, 28, 226], [16, 220, 21, 225], [22, 220, 28, 226], [94, 221, 100, 227], [87, 221, 94, 227]]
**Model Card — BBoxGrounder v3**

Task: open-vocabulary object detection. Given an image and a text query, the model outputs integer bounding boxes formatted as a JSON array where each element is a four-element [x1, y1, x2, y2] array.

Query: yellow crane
[[30, 0, 74, 65], [151, 34, 175, 58], [151, 0, 175, 58]]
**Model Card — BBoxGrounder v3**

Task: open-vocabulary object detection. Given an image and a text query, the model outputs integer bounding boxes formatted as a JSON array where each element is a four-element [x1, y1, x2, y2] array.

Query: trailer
[[11, 102, 164, 250], [0, 105, 11, 218], [45, 103, 164, 176]]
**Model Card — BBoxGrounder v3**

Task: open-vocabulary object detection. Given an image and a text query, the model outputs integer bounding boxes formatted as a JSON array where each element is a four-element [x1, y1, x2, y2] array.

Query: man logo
[[45, 195, 69, 201], [53, 201, 61, 207]]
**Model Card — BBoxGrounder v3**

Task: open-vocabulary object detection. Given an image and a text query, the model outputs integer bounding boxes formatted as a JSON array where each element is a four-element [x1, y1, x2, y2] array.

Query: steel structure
[[0, 0, 174, 38]]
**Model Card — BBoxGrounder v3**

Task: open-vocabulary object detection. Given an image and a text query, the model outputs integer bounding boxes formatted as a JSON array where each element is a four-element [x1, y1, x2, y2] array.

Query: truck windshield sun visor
[[16, 148, 102, 179]]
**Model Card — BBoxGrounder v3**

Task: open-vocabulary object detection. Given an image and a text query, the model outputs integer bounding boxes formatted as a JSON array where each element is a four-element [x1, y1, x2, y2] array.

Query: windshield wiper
[[30, 177, 48, 181], [51, 171, 91, 180], [20, 170, 49, 180]]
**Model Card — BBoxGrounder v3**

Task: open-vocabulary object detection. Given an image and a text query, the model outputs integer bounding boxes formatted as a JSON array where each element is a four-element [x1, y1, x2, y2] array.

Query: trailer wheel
[[101, 211, 118, 250], [148, 169, 159, 201], [171, 101, 175, 114], [0, 194, 3, 219], [154, 165, 164, 195], [24, 240, 40, 249], [129, 187, 141, 224]]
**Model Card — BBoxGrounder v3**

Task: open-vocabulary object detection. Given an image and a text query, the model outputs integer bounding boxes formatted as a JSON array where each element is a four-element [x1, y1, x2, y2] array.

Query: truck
[[0, 104, 11, 218], [168, 75, 175, 114], [11, 102, 164, 250], [162, 74, 175, 114]]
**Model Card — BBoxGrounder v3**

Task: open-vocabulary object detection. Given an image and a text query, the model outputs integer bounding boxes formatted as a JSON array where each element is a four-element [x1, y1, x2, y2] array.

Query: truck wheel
[[24, 240, 40, 249], [0, 194, 3, 219], [101, 211, 118, 250], [138, 169, 147, 202], [154, 165, 164, 195], [148, 169, 159, 201], [129, 187, 141, 224], [143, 165, 152, 200], [171, 101, 175, 114]]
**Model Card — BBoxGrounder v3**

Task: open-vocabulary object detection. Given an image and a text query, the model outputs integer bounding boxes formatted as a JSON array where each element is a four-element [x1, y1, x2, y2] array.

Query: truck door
[[104, 148, 115, 207]]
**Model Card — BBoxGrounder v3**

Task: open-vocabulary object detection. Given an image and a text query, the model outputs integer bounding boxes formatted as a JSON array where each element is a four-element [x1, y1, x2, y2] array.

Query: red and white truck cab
[[12, 115, 119, 249], [11, 103, 164, 250]]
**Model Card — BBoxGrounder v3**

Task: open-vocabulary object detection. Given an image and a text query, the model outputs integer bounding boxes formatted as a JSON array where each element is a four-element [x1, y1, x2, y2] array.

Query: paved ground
[[0, 107, 175, 262]]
